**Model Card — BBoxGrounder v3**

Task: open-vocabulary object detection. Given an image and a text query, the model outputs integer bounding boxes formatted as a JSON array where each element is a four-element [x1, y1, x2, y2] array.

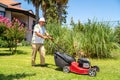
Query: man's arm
[[45, 32, 54, 41], [45, 32, 49, 36], [35, 32, 48, 39]]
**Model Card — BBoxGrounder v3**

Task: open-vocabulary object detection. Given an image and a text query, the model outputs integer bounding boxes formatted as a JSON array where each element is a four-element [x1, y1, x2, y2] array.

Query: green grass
[[0, 46, 120, 80]]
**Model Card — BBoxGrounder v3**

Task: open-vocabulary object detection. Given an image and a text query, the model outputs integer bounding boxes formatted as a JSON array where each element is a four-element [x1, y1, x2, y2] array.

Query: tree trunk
[[35, 5, 40, 23], [14, 39, 17, 53], [42, 9, 46, 19], [57, 3, 62, 24], [8, 40, 14, 54]]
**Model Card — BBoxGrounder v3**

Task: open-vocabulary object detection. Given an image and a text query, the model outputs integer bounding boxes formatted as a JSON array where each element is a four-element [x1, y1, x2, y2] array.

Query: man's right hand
[[47, 35, 54, 42], [43, 36, 49, 39], [49, 37, 54, 42]]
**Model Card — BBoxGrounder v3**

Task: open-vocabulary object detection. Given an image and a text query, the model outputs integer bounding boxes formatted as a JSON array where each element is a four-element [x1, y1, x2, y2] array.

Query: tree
[[55, 0, 68, 24], [25, 0, 53, 23], [45, 4, 58, 23], [25, 0, 44, 23], [25, 0, 68, 24], [41, 0, 51, 18], [0, 15, 11, 38], [0, 16, 26, 54]]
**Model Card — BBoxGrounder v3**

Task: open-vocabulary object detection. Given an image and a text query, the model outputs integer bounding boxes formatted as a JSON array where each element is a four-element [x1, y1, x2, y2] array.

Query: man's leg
[[31, 43, 39, 66], [39, 44, 46, 65]]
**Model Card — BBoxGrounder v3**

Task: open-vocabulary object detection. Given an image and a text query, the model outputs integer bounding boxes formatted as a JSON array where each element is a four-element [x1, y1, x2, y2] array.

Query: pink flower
[[0, 16, 26, 33], [0, 15, 3, 18]]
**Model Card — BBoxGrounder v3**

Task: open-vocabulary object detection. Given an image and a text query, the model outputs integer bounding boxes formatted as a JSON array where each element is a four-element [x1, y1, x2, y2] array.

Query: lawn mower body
[[70, 62, 89, 74], [54, 51, 99, 77], [54, 52, 76, 68]]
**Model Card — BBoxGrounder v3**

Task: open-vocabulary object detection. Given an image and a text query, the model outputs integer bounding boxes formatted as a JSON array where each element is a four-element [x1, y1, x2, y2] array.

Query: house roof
[[0, 3, 7, 8], [0, 0, 35, 18], [0, 0, 20, 6]]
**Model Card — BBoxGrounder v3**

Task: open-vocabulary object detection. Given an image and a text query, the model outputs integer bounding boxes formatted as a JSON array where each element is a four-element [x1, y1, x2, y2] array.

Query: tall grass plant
[[45, 21, 119, 58]]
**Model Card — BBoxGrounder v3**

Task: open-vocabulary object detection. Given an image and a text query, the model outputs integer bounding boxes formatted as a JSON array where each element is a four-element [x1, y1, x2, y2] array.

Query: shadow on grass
[[0, 73, 36, 80], [33, 63, 63, 71], [0, 50, 12, 56], [55, 67, 63, 71], [33, 63, 54, 67], [15, 50, 28, 55], [0, 50, 27, 56]]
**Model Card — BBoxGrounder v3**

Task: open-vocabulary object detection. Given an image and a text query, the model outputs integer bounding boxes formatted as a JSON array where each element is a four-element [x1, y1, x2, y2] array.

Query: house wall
[[0, 6, 35, 43], [0, 1, 35, 43], [9, 12, 35, 42], [5, 11, 11, 20], [11, 12, 28, 24], [26, 16, 35, 42], [0, 6, 5, 11], [0, 6, 5, 16]]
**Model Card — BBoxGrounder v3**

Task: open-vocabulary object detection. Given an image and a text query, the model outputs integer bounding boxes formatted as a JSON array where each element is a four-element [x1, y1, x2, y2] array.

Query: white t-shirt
[[31, 24, 46, 44]]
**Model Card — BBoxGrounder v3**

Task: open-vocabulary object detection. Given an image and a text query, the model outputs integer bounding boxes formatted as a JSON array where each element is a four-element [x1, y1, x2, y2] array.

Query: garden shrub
[[0, 38, 8, 48]]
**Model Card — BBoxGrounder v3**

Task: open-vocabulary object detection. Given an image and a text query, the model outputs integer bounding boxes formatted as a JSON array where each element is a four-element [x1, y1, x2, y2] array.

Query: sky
[[15, 0, 120, 24]]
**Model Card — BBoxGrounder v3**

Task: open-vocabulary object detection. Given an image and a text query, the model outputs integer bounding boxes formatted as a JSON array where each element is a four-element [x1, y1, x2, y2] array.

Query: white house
[[0, 0, 35, 42]]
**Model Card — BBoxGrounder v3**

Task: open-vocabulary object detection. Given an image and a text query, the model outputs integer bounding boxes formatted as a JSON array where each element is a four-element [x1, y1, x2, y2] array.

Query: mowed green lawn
[[0, 46, 120, 80]]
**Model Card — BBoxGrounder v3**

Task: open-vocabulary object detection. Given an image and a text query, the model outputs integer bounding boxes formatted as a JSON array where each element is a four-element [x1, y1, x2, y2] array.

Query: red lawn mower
[[54, 51, 99, 77]]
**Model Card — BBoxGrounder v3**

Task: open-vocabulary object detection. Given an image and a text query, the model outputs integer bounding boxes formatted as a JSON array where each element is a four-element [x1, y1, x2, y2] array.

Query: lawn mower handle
[[47, 35, 66, 52], [52, 41, 66, 52]]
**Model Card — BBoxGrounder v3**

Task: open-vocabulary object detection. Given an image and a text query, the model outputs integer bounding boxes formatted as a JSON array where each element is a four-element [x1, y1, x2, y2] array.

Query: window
[[0, 11, 5, 17], [32, 20, 35, 34]]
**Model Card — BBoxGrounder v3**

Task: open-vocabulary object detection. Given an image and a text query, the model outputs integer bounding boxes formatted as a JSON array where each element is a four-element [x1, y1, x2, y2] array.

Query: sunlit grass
[[0, 46, 120, 80]]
